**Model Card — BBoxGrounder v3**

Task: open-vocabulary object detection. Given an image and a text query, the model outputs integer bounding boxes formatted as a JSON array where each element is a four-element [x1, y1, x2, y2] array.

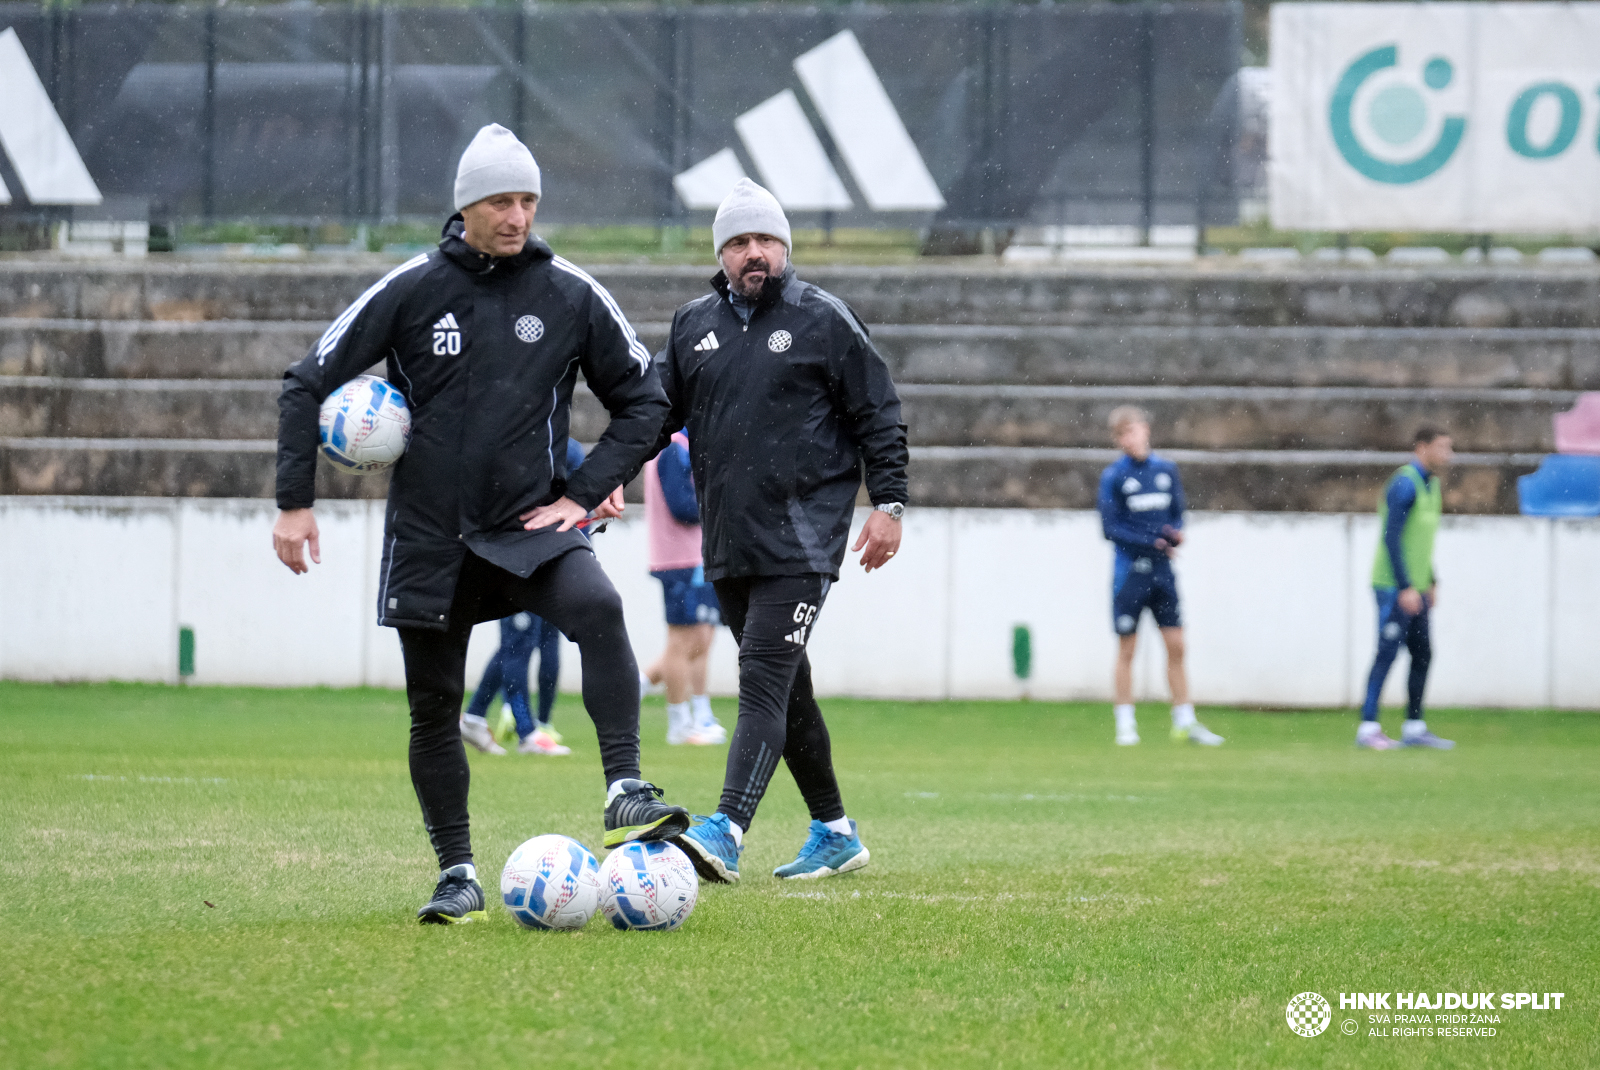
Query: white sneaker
[[518, 728, 571, 756], [460, 716, 506, 755], [666, 702, 689, 745], [1357, 727, 1403, 750], [1115, 713, 1140, 745], [640, 671, 665, 697], [667, 702, 724, 745], [692, 698, 727, 744], [1179, 722, 1225, 746]]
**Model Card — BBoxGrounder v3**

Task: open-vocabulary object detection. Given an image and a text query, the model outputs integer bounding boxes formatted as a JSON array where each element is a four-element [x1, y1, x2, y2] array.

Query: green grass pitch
[[1, 682, 1595, 1069]]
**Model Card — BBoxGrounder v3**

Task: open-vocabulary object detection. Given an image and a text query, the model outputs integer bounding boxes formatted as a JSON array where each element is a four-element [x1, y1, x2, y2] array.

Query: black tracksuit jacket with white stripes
[[276, 218, 667, 631], [652, 266, 909, 582]]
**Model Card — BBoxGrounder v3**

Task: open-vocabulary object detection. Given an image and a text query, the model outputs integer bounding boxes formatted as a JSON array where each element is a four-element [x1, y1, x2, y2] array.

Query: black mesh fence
[[0, 2, 1240, 229]]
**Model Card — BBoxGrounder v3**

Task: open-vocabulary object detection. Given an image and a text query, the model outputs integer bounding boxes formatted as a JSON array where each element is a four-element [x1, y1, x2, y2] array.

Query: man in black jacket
[[658, 179, 909, 884], [272, 124, 688, 923]]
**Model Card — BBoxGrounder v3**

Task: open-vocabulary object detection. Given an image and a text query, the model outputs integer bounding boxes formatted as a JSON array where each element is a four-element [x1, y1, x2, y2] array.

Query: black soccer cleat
[[603, 779, 691, 848], [417, 863, 487, 924]]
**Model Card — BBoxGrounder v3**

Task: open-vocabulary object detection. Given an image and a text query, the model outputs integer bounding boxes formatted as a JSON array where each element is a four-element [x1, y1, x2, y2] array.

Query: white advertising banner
[[1271, 3, 1600, 232]]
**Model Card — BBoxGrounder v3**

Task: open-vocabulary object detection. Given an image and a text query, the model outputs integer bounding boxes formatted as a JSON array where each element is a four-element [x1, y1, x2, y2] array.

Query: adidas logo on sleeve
[[432, 312, 461, 355], [693, 331, 720, 352]]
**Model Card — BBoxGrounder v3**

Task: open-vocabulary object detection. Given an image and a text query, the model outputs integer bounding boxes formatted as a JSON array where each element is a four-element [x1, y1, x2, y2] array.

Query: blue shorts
[[1111, 554, 1180, 634], [653, 566, 722, 627]]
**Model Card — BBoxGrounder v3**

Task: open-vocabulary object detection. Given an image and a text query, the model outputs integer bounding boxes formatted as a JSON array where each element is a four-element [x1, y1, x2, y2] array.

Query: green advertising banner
[[1270, 2, 1600, 232]]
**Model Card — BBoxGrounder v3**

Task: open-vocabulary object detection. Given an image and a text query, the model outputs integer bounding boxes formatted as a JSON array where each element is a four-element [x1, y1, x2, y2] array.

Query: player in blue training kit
[[1357, 427, 1456, 750], [1096, 407, 1223, 746]]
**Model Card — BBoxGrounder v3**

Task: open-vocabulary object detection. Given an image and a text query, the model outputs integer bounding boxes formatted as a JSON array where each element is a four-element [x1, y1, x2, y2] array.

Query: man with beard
[[272, 124, 689, 923], [653, 179, 909, 883]]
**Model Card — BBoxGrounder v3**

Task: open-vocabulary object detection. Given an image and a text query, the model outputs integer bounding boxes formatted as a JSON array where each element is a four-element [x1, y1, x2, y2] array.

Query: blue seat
[[1518, 455, 1600, 517]]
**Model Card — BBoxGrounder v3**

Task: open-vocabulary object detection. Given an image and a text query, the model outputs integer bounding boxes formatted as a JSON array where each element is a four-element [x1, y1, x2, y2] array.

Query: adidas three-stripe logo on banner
[[693, 331, 720, 352], [0, 29, 101, 206], [672, 30, 943, 214]]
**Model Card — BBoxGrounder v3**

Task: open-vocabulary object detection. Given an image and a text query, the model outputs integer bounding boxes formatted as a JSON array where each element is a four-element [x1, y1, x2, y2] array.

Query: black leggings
[[398, 548, 641, 870], [712, 574, 845, 833]]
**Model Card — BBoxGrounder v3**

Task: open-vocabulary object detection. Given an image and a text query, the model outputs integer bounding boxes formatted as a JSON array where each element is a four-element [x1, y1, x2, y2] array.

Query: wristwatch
[[875, 502, 905, 520]]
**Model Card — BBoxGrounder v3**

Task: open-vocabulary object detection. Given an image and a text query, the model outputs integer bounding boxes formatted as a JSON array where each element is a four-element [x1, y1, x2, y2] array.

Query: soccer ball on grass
[[598, 840, 699, 931], [501, 835, 601, 930]]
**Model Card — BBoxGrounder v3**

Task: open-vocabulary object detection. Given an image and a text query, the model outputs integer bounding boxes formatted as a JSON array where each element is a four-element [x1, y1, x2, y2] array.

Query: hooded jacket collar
[[712, 263, 795, 314], [439, 213, 551, 276]]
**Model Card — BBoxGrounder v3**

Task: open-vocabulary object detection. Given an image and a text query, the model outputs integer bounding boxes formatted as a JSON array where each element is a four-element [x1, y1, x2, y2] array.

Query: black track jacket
[[652, 266, 908, 582], [276, 218, 667, 630]]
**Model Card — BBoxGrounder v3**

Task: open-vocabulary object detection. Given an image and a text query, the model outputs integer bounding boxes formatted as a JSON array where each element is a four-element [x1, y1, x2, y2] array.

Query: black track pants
[[397, 548, 642, 870], [712, 574, 846, 832]]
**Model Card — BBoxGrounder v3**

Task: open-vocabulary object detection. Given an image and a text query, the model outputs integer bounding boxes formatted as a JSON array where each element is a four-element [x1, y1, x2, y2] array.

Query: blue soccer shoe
[[773, 819, 870, 880], [673, 813, 742, 884]]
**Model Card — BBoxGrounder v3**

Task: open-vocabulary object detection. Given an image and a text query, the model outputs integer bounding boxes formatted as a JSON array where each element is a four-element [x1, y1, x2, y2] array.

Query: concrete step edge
[[0, 437, 277, 452], [894, 384, 1584, 402], [0, 375, 1583, 404], [0, 376, 282, 391], [912, 445, 1548, 466], [0, 437, 1547, 468], [6, 316, 1600, 341]]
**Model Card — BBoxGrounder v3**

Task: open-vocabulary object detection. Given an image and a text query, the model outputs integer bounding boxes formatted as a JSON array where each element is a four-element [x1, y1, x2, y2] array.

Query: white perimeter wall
[[1, 497, 1596, 710]]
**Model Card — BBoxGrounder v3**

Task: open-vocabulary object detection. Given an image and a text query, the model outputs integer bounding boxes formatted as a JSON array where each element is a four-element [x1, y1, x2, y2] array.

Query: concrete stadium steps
[[0, 318, 317, 379], [3, 375, 1571, 454], [1, 258, 1587, 513], [6, 317, 1600, 390], [572, 385, 1570, 453], [0, 378, 281, 439], [890, 385, 1574, 452], [871, 325, 1600, 390], [0, 438, 383, 499], [0, 437, 1534, 512], [911, 447, 1537, 513], [5, 259, 1600, 328]]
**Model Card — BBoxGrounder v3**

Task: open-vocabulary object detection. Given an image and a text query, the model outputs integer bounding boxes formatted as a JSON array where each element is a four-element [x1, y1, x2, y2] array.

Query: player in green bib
[[1358, 427, 1456, 750]]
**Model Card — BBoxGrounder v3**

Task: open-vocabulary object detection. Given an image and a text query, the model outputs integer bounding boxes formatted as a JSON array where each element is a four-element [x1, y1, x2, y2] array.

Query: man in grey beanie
[[272, 123, 689, 924], [653, 178, 909, 884]]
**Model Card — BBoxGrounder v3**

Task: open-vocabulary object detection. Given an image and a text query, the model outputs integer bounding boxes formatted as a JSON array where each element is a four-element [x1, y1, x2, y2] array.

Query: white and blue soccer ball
[[318, 374, 411, 473], [598, 840, 699, 931], [501, 834, 602, 931]]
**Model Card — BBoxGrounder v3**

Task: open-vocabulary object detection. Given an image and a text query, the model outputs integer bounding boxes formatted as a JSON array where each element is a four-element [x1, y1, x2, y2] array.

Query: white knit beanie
[[453, 124, 541, 211], [712, 178, 791, 254]]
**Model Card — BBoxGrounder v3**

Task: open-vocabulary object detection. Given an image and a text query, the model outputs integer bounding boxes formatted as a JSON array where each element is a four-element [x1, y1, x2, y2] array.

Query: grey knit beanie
[[712, 178, 791, 254], [453, 124, 541, 211]]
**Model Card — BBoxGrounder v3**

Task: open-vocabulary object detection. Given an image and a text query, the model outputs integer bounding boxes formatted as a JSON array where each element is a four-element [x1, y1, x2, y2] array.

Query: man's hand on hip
[[273, 508, 321, 574], [521, 496, 590, 532], [853, 509, 902, 573]]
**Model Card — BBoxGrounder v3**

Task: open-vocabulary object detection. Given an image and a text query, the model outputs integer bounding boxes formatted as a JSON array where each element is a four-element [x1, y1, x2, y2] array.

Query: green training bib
[[1372, 464, 1441, 590]]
